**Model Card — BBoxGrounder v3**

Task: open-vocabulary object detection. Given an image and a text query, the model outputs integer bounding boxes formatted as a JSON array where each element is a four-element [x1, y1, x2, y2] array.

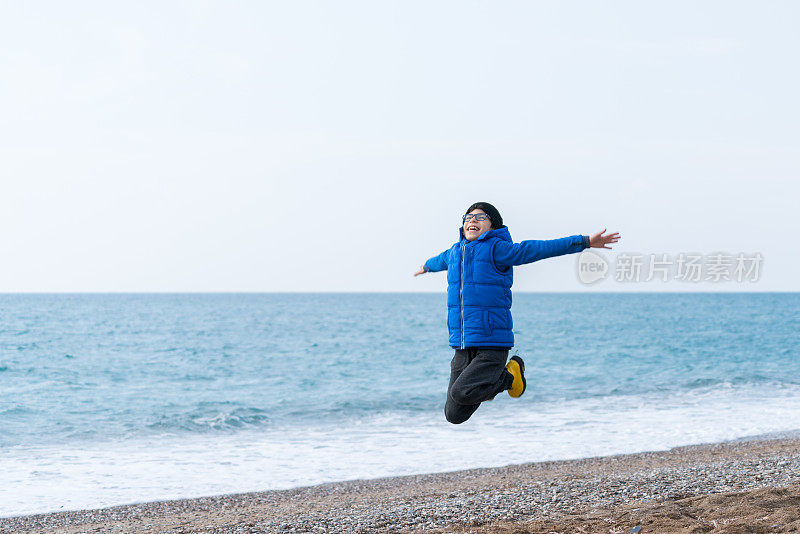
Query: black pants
[[444, 348, 515, 424]]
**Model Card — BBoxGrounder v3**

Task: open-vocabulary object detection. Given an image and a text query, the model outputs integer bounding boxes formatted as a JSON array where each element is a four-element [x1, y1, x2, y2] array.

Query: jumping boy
[[414, 202, 620, 424]]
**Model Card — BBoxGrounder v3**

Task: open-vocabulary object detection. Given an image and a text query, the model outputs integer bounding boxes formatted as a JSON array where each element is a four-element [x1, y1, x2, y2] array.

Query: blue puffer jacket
[[424, 226, 589, 348]]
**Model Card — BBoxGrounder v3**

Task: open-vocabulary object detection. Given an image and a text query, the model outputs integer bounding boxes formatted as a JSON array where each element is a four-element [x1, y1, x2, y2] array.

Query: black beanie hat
[[465, 202, 503, 229]]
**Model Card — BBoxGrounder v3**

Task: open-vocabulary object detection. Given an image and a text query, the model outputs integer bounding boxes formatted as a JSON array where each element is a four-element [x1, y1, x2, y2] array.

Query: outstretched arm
[[414, 249, 448, 276], [494, 234, 587, 268], [494, 229, 620, 268]]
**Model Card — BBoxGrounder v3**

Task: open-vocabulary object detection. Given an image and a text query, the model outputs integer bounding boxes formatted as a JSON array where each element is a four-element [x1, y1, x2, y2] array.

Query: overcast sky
[[1, 1, 797, 292]]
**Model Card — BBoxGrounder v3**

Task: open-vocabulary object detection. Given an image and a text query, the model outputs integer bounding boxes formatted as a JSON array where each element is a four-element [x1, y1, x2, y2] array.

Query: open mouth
[[467, 225, 479, 232]]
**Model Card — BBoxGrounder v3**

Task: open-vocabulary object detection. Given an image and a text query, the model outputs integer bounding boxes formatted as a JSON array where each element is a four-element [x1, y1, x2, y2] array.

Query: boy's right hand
[[413, 265, 426, 276]]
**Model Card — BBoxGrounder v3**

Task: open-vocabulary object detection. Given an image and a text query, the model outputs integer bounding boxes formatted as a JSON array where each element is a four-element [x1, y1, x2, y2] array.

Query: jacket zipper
[[460, 241, 465, 349]]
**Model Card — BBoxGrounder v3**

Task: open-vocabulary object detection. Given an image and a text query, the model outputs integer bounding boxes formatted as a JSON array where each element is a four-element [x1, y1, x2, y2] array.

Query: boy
[[414, 202, 619, 424]]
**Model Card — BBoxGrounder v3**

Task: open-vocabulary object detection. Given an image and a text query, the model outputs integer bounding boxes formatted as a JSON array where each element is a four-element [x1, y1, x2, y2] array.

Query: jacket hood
[[459, 225, 512, 243]]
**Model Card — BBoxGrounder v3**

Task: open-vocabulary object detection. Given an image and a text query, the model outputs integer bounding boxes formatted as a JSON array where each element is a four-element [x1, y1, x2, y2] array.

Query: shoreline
[[4, 435, 800, 533]]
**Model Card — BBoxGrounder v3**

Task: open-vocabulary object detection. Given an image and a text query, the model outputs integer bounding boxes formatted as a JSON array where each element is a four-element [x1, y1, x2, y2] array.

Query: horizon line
[[0, 290, 796, 295]]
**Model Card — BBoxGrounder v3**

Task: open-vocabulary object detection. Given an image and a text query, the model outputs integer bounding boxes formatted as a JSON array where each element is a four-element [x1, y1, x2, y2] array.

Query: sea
[[1, 292, 798, 517]]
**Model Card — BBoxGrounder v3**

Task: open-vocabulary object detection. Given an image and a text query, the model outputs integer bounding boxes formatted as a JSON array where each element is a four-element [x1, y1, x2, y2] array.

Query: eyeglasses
[[463, 213, 491, 223]]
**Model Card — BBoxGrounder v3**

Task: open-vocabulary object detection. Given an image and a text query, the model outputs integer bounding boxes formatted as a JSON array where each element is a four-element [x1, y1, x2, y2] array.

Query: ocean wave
[[145, 405, 271, 433], [2, 293, 797, 450]]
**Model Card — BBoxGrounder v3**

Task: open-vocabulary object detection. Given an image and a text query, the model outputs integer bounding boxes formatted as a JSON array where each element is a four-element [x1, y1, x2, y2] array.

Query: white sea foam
[[4, 383, 800, 517]]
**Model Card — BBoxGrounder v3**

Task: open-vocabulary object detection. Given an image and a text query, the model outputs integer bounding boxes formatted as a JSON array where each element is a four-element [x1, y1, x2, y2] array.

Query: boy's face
[[463, 208, 492, 241]]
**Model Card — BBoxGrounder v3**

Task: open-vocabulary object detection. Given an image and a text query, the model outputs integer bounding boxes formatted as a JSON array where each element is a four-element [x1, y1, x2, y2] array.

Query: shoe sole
[[507, 355, 526, 398]]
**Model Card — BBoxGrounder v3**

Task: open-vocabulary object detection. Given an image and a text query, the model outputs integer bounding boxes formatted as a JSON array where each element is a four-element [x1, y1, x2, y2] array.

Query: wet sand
[[3, 436, 800, 533]]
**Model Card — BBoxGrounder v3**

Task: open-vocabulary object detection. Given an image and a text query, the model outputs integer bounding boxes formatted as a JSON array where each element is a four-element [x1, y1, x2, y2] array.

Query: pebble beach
[[4, 435, 800, 533]]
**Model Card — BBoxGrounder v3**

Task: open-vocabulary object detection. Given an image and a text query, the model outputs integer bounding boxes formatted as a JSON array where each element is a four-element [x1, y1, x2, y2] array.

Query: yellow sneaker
[[506, 356, 526, 398]]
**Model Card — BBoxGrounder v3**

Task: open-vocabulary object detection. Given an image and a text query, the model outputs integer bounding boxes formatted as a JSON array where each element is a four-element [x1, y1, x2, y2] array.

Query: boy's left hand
[[589, 228, 620, 249]]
